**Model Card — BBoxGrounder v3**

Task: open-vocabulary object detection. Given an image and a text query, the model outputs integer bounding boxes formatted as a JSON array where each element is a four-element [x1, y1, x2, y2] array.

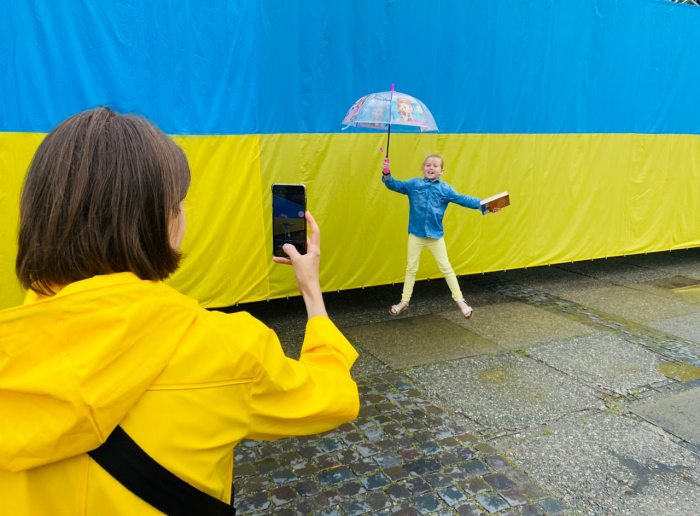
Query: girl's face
[[422, 157, 444, 181], [169, 200, 186, 250]]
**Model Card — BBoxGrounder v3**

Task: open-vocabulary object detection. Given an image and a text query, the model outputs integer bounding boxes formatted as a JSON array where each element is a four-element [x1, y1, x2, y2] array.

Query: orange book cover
[[480, 191, 510, 214]]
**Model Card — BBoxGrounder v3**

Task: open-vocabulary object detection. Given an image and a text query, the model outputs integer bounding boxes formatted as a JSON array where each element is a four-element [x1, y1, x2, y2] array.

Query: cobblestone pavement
[[233, 372, 563, 516]]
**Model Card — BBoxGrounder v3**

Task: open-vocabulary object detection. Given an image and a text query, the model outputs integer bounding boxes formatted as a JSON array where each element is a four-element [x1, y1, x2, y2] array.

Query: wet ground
[[223, 249, 700, 515]]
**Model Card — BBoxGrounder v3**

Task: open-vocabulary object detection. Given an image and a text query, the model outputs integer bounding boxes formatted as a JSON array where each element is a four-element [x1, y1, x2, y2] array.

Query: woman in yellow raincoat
[[0, 107, 360, 515]]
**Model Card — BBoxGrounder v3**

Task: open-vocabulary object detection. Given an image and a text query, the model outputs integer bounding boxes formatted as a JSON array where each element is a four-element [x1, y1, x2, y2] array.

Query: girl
[[382, 154, 500, 318], [0, 107, 359, 515]]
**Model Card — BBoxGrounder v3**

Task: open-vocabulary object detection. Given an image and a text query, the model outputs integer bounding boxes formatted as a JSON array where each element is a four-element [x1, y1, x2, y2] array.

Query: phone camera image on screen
[[272, 184, 307, 258]]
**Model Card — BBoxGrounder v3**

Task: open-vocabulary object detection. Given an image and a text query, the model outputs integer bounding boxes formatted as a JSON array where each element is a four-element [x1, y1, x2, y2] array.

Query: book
[[480, 191, 510, 214]]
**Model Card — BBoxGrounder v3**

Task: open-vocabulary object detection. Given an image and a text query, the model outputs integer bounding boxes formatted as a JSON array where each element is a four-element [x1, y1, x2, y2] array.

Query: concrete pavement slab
[[646, 313, 700, 346], [438, 302, 592, 349], [551, 284, 700, 323], [491, 266, 600, 294], [498, 413, 700, 516], [641, 275, 700, 291], [407, 354, 603, 432], [527, 333, 670, 395], [317, 280, 510, 331], [665, 266, 700, 282], [618, 276, 700, 310], [633, 386, 700, 447], [621, 251, 700, 281], [342, 314, 501, 369], [556, 257, 670, 284], [395, 276, 513, 313]]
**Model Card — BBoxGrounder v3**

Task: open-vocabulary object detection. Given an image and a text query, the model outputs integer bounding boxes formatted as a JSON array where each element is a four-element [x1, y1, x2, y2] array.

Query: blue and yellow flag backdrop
[[2, 0, 700, 309]]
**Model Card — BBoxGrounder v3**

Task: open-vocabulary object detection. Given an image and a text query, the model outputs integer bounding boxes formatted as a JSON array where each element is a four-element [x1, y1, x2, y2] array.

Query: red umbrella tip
[[391, 84, 395, 91]]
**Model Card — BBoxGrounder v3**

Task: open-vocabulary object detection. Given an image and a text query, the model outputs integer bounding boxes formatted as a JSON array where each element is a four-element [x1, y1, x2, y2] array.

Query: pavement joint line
[[470, 274, 700, 367], [233, 372, 569, 515], [624, 411, 700, 458]]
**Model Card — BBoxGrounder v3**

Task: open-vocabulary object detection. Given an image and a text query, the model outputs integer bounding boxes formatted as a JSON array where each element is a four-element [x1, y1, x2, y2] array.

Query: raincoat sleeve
[[382, 174, 411, 195], [445, 184, 481, 210], [246, 316, 359, 440]]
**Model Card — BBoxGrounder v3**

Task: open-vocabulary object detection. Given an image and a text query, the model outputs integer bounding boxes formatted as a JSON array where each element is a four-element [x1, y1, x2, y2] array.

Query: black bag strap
[[88, 425, 235, 516]]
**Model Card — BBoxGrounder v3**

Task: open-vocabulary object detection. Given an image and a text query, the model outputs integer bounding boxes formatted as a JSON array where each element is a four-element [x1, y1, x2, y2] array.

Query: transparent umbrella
[[342, 84, 438, 158]]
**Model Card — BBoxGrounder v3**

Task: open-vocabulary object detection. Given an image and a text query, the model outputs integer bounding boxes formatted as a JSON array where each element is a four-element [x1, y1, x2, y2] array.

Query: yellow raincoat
[[0, 272, 359, 515]]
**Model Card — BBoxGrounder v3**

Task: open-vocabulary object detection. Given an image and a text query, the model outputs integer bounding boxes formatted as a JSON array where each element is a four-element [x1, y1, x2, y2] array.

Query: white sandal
[[456, 298, 473, 319], [390, 301, 409, 315]]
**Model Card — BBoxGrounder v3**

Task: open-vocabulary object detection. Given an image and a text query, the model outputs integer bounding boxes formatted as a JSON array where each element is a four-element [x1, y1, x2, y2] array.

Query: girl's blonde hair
[[422, 154, 444, 168]]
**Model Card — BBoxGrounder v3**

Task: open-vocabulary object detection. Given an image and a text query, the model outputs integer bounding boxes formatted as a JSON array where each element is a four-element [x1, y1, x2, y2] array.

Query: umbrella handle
[[386, 84, 394, 159], [386, 124, 391, 159]]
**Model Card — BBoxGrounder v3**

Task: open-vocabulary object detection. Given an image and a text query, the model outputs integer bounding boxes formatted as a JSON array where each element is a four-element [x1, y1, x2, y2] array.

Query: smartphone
[[272, 183, 307, 257]]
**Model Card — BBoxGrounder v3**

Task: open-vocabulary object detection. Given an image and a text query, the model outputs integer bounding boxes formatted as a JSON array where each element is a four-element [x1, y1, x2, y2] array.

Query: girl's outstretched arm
[[445, 185, 480, 210], [381, 159, 411, 195]]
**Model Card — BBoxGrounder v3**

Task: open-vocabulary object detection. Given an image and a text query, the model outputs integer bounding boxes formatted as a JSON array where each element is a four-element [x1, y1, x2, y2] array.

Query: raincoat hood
[[0, 273, 199, 473]]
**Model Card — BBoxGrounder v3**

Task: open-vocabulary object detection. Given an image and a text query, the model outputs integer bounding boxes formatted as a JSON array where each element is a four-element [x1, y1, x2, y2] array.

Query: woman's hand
[[273, 211, 327, 319]]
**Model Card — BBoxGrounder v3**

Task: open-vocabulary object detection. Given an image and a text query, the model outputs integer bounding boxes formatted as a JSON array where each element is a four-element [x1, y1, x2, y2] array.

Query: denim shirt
[[382, 174, 481, 239]]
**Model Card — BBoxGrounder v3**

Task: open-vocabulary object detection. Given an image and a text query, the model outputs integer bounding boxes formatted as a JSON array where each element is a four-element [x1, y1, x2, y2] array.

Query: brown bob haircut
[[16, 107, 191, 296]]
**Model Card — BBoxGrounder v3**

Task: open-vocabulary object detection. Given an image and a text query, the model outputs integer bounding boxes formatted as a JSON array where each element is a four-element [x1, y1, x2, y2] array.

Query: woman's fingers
[[282, 243, 301, 260], [306, 211, 321, 248], [272, 244, 299, 265]]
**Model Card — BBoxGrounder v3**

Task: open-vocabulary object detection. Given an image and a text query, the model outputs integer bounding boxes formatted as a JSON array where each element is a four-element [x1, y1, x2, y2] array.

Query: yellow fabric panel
[[165, 135, 270, 306], [0, 133, 44, 310], [2, 132, 700, 310], [259, 132, 700, 299]]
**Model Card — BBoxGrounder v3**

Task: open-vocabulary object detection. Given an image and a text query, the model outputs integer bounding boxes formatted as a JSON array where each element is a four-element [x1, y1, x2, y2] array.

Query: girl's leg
[[427, 237, 463, 301], [401, 234, 427, 303]]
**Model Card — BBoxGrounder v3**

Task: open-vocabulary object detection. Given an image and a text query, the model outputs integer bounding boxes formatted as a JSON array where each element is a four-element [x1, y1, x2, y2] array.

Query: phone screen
[[272, 184, 307, 257]]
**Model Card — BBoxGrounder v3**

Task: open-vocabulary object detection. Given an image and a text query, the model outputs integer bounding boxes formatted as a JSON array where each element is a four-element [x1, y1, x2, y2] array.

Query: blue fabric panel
[[2, 0, 700, 135], [1, 0, 258, 134], [257, 0, 700, 135]]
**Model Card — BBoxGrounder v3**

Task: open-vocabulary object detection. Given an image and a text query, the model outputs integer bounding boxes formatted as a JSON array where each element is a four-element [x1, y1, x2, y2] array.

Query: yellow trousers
[[402, 234, 463, 303]]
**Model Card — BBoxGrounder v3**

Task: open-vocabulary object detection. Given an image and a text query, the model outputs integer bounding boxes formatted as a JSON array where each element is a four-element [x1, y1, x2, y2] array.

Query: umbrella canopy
[[342, 88, 439, 132]]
